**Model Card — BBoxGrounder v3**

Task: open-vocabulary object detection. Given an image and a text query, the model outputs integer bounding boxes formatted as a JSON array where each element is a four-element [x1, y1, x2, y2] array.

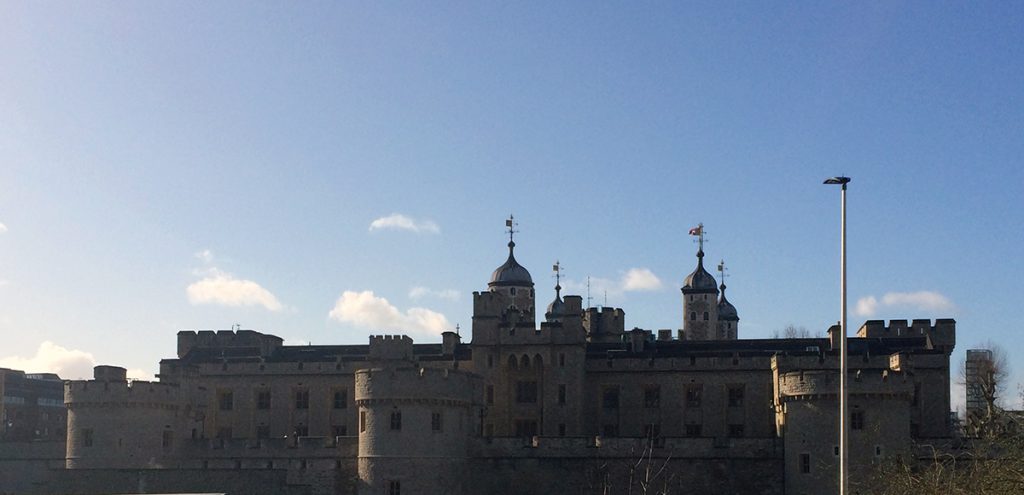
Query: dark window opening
[[294, 389, 309, 410], [256, 390, 271, 410], [516, 381, 538, 403], [851, 410, 864, 430], [390, 411, 402, 431], [644, 386, 661, 408], [685, 424, 702, 437], [686, 385, 702, 408], [728, 386, 744, 407], [603, 388, 620, 409], [333, 390, 348, 409]]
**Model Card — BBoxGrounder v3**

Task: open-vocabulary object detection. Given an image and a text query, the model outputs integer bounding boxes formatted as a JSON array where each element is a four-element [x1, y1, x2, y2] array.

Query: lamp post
[[824, 176, 850, 495]]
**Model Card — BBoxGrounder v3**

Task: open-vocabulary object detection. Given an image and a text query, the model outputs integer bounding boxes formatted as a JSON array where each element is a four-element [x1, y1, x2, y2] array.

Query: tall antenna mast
[[603, 289, 608, 308]]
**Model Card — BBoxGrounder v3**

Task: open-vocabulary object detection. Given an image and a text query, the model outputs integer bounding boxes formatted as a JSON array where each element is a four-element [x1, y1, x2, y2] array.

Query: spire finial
[[552, 260, 562, 294], [717, 259, 729, 291], [505, 214, 518, 248]]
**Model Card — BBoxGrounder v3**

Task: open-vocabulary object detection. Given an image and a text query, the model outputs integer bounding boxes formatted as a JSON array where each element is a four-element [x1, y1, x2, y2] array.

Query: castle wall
[[584, 354, 776, 439]]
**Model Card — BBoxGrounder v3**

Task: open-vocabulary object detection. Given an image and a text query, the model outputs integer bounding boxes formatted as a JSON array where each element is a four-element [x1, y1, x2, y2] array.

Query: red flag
[[688, 226, 702, 236]]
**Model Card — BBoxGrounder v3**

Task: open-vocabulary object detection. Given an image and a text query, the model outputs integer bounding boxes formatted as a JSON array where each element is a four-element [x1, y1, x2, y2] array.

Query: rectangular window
[[558, 424, 566, 437], [295, 389, 309, 410], [685, 424, 702, 437], [334, 389, 348, 409], [390, 411, 402, 431], [162, 430, 173, 448], [516, 381, 538, 403], [644, 386, 661, 408], [728, 385, 745, 407], [218, 390, 234, 411], [728, 424, 745, 438], [360, 411, 367, 433], [686, 385, 702, 408], [602, 424, 618, 437], [486, 385, 494, 405], [82, 428, 93, 447], [431, 412, 442, 432], [558, 385, 566, 405], [256, 425, 271, 439], [332, 425, 347, 437], [800, 453, 811, 474], [256, 390, 271, 410], [851, 411, 864, 430], [294, 425, 308, 437], [388, 480, 401, 495], [559, 353, 566, 367], [514, 419, 538, 438], [602, 387, 620, 409]]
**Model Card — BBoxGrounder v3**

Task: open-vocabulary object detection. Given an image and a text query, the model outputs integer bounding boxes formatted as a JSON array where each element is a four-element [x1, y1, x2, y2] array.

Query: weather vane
[[688, 223, 706, 251], [505, 214, 518, 244]]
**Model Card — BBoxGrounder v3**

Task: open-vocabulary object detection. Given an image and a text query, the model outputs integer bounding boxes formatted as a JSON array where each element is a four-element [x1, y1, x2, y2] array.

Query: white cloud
[[561, 267, 665, 300], [0, 341, 96, 379], [854, 291, 955, 317], [622, 268, 663, 291], [409, 286, 461, 301], [187, 269, 283, 311], [126, 368, 155, 381], [194, 249, 214, 263], [0, 222, 7, 234], [855, 296, 878, 317], [329, 290, 451, 335], [369, 214, 440, 234]]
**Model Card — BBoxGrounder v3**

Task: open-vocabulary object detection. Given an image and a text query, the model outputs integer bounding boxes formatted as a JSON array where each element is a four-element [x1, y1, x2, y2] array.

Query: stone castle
[[5, 226, 956, 494]]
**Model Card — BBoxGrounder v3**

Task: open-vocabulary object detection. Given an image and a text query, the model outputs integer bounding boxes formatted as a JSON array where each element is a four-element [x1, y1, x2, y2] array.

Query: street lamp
[[824, 176, 850, 495]]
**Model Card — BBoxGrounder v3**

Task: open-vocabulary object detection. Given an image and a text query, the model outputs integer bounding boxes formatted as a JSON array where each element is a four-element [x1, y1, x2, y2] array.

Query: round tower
[[717, 281, 739, 339], [486, 216, 536, 327], [681, 243, 719, 340], [356, 366, 481, 495], [65, 365, 184, 469], [775, 358, 912, 495]]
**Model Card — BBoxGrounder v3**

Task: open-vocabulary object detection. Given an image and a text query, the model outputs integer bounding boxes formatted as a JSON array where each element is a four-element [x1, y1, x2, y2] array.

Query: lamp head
[[823, 176, 851, 185]]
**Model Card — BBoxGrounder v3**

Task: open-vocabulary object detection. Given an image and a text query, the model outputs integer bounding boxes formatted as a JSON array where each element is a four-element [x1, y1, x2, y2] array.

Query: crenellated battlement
[[368, 335, 414, 361], [855, 318, 955, 351], [65, 379, 182, 407], [177, 329, 283, 359], [355, 366, 481, 406]]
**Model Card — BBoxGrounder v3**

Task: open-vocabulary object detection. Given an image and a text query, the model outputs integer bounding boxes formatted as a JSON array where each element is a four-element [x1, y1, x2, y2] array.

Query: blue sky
[[1, 2, 1021, 410]]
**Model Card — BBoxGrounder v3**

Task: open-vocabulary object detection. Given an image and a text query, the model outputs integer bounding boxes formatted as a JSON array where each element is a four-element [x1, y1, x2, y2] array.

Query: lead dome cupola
[[683, 249, 718, 292], [489, 241, 533, 287]]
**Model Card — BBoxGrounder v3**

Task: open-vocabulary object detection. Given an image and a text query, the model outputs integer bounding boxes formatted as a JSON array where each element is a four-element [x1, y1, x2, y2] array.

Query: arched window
[[521, 355, 530, 369], [690, 312, 697, 321], [508, 355, 518, 370], [533, 354, 543, 369], [703, 312, 709, 321], [511, 287, 517, 296]]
